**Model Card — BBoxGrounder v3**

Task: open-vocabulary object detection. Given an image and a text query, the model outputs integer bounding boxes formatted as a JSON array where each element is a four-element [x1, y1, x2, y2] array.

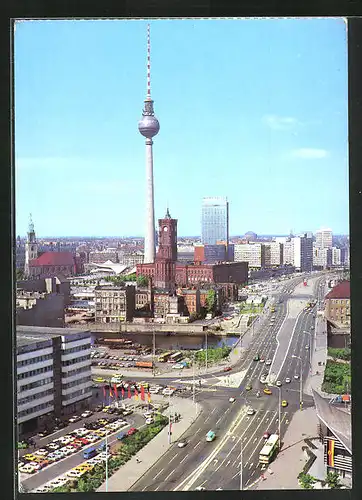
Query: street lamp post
[[205, 331, 208, 373], [292, 355, 303, 410]]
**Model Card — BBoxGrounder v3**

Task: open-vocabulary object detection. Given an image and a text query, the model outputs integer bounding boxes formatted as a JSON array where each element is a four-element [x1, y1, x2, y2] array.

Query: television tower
[[138, 24, 160, 264]]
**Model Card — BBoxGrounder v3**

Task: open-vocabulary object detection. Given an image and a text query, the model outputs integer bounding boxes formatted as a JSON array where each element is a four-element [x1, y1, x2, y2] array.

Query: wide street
[[128, 273, 326, 491]]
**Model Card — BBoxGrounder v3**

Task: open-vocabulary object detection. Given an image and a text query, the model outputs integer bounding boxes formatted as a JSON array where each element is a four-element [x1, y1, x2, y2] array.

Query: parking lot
[[19, 382, 187, 492]]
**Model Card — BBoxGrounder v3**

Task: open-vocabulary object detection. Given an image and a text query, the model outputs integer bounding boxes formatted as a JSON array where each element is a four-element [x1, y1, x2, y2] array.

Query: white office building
[[265, 242, 283, 266], [331, 247, 342, 266], [17, 326, 92, 437], [315, 228, 333, 249], [234, 243, 264, 268]]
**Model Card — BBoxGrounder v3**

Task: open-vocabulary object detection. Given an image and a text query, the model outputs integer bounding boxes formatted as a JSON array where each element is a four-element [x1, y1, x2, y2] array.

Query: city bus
[[83, 447, 98, 460], [168, 352, 183, 363], [158, 351, 172, 363], [259, 434, 279, 467]]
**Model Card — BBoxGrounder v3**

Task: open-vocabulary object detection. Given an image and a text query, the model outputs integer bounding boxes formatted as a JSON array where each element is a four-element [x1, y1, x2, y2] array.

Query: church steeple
[[24, 213, 38, 278]]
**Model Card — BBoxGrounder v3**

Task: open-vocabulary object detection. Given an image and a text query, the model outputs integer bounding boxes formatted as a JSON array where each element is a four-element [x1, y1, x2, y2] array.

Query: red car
[[223, 366, 232, 372], [76, 437, 89, 444], [263, 432, 270, 440], [127, 427, 138, 436]]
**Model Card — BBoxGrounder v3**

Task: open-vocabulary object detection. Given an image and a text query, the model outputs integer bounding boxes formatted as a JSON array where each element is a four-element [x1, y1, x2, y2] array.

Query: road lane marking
[[174, 406, 248, 491], [164, 468, 176, 482], [216, 417, 222, 425], [180, 454, 189, 464], [153, 468, 164, 480], [204, 416, 210, 423], [194, 441, 201, 449], [169, 454, 177, 462], [155, 484, 161, 491]]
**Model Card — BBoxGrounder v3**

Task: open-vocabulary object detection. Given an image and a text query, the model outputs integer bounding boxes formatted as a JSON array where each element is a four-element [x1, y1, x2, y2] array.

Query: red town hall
[[137, 210, 248, 289]]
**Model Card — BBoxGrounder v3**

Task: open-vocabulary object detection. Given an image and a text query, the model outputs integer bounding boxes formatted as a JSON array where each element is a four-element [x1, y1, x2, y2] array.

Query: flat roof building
[[17, 326, 92, 437]]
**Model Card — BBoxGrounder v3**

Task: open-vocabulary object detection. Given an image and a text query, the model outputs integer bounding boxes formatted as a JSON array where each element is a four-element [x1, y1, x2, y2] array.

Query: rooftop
[[312, 389, 351, 454], [325, 280, 350, 299], [17, 325, 90, 341], [30, 251, 75, 266]]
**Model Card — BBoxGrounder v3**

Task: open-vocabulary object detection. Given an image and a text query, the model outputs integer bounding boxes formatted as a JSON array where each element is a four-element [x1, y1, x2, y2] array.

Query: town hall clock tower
[[154, 208, 177, 291]]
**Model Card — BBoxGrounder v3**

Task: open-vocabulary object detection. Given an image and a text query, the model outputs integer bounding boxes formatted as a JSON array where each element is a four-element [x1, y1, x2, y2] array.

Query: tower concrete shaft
[[145, 137, 156, 263]]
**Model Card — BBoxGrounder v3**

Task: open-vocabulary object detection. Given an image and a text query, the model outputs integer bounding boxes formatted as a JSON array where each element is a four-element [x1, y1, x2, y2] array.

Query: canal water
[[91, 332, 239, 350]]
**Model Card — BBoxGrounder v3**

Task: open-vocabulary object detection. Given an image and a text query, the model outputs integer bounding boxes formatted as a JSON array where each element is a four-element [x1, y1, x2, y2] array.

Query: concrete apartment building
[[313, 245, 332, 269], [94, 285, 136, 323], [292, 233, 313, 272], [17, 326, 92, 437], [332, 247, 342, 266], [264, 242, 283, 267], [234, 243, 265, 268], [119, 251, 144, 267]]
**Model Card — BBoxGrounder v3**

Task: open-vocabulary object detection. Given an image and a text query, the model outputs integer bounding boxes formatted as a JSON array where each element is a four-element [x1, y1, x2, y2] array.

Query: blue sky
[[15, 18, 348, 237]]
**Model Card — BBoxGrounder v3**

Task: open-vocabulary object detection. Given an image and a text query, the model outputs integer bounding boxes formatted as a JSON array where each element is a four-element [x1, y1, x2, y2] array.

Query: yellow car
[[76, 463, 94, 472], [93, 430, 106, 437], [263, 388, 272, 395], [281, 400, 288, 407], [23, 454, 37, 462], [98, 418, 108, 425]]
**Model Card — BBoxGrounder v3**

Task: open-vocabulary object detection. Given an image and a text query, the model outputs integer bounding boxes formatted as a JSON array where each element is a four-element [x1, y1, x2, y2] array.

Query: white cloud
[[262, 114, 300, 131], [290, 148, 329, 160]]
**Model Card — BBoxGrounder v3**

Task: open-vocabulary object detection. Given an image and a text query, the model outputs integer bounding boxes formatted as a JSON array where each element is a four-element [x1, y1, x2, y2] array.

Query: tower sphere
[[138, 114, 160, 138]]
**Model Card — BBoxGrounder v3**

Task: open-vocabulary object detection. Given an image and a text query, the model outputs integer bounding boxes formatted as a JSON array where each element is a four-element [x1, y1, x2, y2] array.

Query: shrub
[[322, 360, 351, 394]]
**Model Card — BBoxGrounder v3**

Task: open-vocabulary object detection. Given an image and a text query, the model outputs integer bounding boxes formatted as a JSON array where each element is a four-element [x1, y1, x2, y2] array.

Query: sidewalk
[[304, 314, 331, 398], [97, 395, 202, 492], [253, 407, 319, 490]]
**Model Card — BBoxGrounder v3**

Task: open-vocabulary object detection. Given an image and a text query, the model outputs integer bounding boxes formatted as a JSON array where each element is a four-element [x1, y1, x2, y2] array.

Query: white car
[[66, 470, 85, 479], [81, 410, 93, 418], [195, 486, 206, 491], [305, 345, 309, 350], [48, 477, 69, 489], [146, 418, 154, 425], [229, 397, 236, 403], [285, 378, 291, 383], [73, 428, 89, 437], [276, 381, 282, 387], [294, 374, 300, 380], [247, 408, 256, 415], [265, 360, 272, 366], [178, 440, 187, 448], [163, 389, 175, 396], [68, 415, 82, 423]]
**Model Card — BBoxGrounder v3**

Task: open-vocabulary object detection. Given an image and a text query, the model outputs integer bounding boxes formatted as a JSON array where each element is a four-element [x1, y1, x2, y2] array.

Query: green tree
[[205, 289, 216, 313], [136, 274, 149, 287], [325, 471, 342, 489], [298, 473, 316, 489]]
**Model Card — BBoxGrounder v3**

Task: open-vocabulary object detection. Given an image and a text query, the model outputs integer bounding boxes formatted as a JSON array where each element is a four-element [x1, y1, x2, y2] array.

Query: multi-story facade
[[324, 280, 350, 327], [17, 326, 92, 436], [88, 250, 119, 264], [177, 289, 201, 316], [137, 261, 248, 287], [292, 233, 313, 272], [331, 247, 342, 266], [282, 238, 293, 265], [201, 197, 229, 246], [94, 285, 136, 323], [234, 243, 265, 268], [315, 228, 333, 249], [119, 251, 144, 267], [313, 245, 332, 269], [194, 244, 226, 264], [341, 247, 350, 267]]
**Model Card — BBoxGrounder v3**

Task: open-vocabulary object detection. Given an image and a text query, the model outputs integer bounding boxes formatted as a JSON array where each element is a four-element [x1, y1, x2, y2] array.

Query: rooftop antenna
[[146, 23, 151, 101]]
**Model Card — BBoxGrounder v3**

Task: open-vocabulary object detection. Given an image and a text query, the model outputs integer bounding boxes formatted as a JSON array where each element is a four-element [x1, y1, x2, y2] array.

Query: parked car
[[81, 410, 93, 418], [68, 415, 82, 423]]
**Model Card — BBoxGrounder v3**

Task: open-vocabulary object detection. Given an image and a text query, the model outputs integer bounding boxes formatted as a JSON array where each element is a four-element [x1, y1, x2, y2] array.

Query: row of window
[[63, 375, 91, 390], [18, 388, 53, 406], [19, 376, 53, 392], [63, 386, 92, 401], [63, 343, 91, 355], [63, 365, 90, 378], [17, 365, 53, 380], [18, 400, 53, 418], [62, 354, 90, 367], [17, 353, 53, 367]]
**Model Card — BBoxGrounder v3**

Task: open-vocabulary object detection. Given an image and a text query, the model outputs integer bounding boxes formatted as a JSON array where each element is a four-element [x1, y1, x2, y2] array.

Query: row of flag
[[102, 384, 151, 403]]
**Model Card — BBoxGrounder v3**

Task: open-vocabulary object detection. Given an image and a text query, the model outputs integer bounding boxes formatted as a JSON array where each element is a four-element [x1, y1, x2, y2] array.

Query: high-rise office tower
[[201, 197, 229, 246], [315, 228, 333, 249], [138, 24, 160, 264]]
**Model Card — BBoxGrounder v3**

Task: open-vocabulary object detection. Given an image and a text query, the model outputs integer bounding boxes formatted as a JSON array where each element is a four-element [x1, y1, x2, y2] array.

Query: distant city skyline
[[15, 18, 348, 237]]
